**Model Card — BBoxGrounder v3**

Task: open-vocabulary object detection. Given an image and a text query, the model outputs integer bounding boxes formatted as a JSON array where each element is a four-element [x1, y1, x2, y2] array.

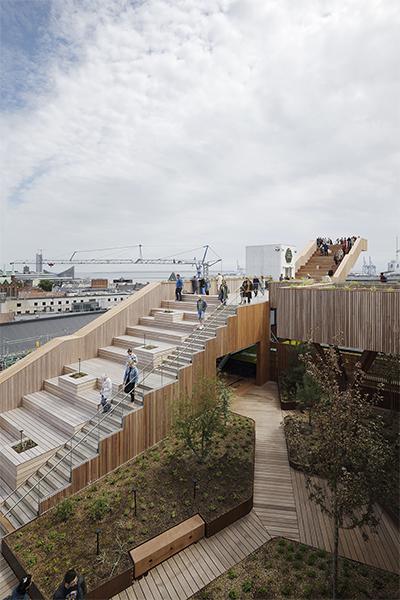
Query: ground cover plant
[[6, 411, 254, 598], [192, 537, 399, 599]]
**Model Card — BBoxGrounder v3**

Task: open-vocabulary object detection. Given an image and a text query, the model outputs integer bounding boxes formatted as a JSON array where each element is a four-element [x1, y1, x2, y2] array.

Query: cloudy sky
[[1, 0, 399, 273]]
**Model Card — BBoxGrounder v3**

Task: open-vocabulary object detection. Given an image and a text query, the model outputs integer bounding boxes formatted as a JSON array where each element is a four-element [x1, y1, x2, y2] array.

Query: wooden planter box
[[202, 494, 254, 537]]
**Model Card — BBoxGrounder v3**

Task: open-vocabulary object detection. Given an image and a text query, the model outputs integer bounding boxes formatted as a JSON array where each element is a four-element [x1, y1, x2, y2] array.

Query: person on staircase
[[100, 373, 112, 413], [123, 359, 139, 403], [199, 276, 206, 294], [218, 279, 229, 305], [216, 272, 223, 291], [175, 274, 184, 301], [126, 347, 138, 365], [196, 296, 207, 329], [191, 274, 199, 294]]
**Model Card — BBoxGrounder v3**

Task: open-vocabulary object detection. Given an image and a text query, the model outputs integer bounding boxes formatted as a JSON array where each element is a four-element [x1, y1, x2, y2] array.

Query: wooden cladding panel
[[275, 287, 399, 354]]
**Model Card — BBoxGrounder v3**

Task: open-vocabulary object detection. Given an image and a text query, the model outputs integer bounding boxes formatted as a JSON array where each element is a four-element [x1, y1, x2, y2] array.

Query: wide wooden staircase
[[296, 244, 341, 280], [0, 293, 237, 536]]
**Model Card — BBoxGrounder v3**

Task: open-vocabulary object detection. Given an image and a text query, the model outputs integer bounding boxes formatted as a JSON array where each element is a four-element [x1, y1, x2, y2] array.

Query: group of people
[[316, 235, 359, 258], [239, 276, 267, 304], [8, 569, 86, 600], [99, 348, 139, 413]]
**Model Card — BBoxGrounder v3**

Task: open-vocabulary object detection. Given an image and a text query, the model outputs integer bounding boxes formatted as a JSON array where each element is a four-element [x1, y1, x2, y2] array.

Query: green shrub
[[293, 560, 302, 570], [278, 539, 287, 547], [55, 499, 74, 522], [227, 569, 237, 580], [228, 590, 238, 599], [89, 496, 110, 521], [281, 584, 293, 597], [307, 553, 317, 565], [242, 579, 252, 593], [307, 569, 317, 579]]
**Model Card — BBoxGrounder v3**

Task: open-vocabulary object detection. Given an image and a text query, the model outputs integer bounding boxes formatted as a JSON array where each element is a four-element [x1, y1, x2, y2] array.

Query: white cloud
[[1, 0, 399, 272]]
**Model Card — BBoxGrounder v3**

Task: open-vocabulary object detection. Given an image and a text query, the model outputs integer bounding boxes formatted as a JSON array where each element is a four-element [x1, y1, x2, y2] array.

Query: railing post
[[120, 396, 125, 427], [37, 479, 41, 516], [97, 405, 101, 452], [69, 442, 73, 482]]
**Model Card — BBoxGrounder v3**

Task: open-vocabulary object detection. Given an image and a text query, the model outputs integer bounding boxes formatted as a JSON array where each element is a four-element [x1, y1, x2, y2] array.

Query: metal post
[[192, 479, 198, 500], [19, 429, 23, 447], [37, 478, 41, 516], [97, 406, 100, 452], [69, 442, 73, 482], [120, 396, 125, 426], [78, 357, 81, 375], [133, 488, 137, 516], [96, 529, 101, 555]]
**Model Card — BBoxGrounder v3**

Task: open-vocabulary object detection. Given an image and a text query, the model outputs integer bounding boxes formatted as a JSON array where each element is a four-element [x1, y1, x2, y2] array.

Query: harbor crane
[[10, 245, 222, 279]]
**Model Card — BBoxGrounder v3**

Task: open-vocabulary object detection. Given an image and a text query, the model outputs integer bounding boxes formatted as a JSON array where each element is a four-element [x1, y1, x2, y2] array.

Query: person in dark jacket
[[175, 274, 183, 301], [252, 276, 260, 297], [123, 359, 139, 402], [196, 296, 207, 328], [242, 278, 253, 303], [10, 575, 32, 600], [53, 569, 86, 600]]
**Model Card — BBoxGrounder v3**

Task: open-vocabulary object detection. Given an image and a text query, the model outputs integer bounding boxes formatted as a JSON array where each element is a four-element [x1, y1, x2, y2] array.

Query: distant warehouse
[[246, 244, 297, 280]]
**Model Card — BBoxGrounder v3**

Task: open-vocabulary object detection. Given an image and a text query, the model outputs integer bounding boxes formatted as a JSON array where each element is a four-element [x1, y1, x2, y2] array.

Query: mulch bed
[[6, 412, 254, 599], [191, 537, 400, 599]]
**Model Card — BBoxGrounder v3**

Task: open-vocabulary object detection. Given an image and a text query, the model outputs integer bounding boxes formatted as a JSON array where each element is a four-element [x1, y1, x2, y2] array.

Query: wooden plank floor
[[114, 511, 270, 600], [232, 381, 300, 541], [291, 470, 400, 574], [0, 551, 17, 599]]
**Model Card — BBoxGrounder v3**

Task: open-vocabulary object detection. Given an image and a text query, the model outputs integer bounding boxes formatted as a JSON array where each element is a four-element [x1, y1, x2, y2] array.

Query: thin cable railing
[[1, 286, 243, 521]]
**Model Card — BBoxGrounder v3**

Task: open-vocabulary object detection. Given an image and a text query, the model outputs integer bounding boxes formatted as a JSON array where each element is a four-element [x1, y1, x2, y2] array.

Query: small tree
[[38, 279, 53, 292], [296, 372, 321, 426], [174, 377, 231, 463], [292, 346, 391, 600]]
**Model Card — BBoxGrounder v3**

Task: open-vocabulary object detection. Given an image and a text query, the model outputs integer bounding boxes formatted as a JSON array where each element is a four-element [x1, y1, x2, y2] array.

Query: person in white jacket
[[100, 374, 112, 413]]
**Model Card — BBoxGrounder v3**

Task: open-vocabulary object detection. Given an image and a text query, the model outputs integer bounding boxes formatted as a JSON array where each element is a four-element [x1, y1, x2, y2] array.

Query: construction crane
[[10, 245, 222, 279]]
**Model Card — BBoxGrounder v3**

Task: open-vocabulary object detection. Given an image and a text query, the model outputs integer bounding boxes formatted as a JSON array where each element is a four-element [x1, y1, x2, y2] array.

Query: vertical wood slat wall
[[270, 285, 399, 354], [40, 301, 270, 513]]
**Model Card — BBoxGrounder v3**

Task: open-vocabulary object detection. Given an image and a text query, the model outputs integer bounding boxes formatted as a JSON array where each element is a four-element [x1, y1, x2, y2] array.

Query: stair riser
[[22, 397, 79, 437]]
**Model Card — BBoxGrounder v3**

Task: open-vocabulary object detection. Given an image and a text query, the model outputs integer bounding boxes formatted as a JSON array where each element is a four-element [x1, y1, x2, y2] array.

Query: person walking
[[191, 275, 199, 294], [53, 569, 86, 600], [126, 347, 138, 365], [196, 296, 207, 328], [199, 276, 206, 295], [242, 277, 253, 304], [252, 276, 260, 297], [99, 374, 112, 413], [219, 279, 229, 305], [175, 274, 183, 301], [10, 575, 32, 600], [123, 359, 139, 403], [205, 277, 210, 295], [259, 275, 265, 295], [216, 273, 223, 291]]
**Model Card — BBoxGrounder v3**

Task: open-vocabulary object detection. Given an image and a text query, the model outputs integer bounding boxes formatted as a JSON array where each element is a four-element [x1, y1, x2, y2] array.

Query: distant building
[[91, 278, 108, 289], [246, 244, 297, 280]]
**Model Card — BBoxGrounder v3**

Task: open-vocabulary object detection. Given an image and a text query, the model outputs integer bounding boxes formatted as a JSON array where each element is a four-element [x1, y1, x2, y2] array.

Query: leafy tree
[[38, 279, 53, 292], [290, 346, 391, 600], [174, 377, 232, 463]]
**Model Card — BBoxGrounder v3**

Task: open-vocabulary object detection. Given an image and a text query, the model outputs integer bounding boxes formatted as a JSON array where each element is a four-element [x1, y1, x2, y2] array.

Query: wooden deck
[[114, 379, 399, 600]]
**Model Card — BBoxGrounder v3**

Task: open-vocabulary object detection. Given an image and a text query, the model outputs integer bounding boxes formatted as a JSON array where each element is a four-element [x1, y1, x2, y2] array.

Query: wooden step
[[139, 316, 195, 333], [126, 325, 187, 345], [22, 391, 92, 436]]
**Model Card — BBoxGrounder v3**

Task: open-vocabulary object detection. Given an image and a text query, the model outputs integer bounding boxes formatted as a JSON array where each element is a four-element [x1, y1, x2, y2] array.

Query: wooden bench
[[130, 514, 205, 578]]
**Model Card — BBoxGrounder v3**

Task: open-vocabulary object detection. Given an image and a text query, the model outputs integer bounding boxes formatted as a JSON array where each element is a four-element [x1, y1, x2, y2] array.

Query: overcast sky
[[1, 0, 399, 273]]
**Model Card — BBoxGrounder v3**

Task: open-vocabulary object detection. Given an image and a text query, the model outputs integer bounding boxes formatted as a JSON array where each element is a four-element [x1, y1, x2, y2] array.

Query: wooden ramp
[[114, 511, 270, 600], [232, 381, 300, 541], [0, 551, 17, 599]]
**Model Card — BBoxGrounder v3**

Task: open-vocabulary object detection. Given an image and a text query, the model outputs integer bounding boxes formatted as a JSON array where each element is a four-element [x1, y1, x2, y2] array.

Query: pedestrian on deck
[[175, 274, 183, 301], [205, 277, 210, 295], [219, 279, 229, 305], [126, 348, 138, 365], [10, 575, 32, 600], [258, 276, 265, 295], [216, 273, 223, 291], [191, 275, 199, 294], [123, 359, 139, 403], [196, 296, 207, 328], [53, 569, 87, 600], [252, 276, 260, 297], [380, 272, 388, 283], [199, 277, 206, 295], [100, 373, 112, 413], [242, 277, 253, 304], [279, 274, 284, 282]]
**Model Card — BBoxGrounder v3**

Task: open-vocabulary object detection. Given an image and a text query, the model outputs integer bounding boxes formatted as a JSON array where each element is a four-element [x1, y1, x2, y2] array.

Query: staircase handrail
[[1, 287, 243, 520]]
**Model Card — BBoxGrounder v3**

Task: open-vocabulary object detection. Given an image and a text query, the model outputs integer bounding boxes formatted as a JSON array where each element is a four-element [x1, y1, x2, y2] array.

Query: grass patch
[[6, 413, 254, 598], [192, 538, 399, 599]]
